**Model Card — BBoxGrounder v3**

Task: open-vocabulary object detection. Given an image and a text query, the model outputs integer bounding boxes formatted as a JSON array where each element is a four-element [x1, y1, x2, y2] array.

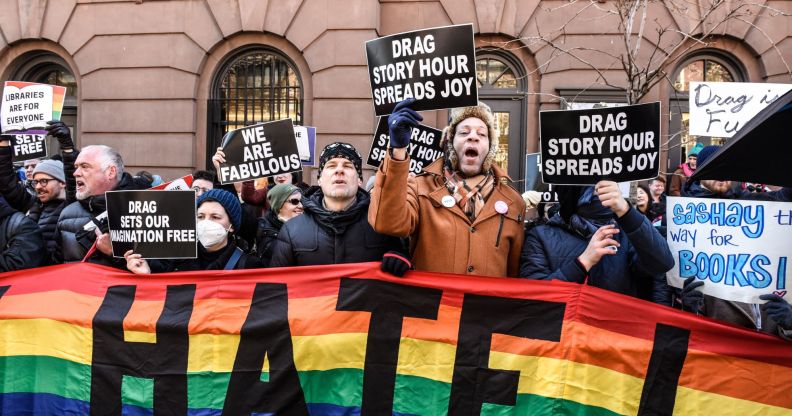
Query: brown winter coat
[[369, 154, 526, 277]]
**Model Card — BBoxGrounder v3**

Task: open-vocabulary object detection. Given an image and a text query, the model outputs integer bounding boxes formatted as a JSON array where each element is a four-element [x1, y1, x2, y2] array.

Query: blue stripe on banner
[[0, 392, 89, 415], [0, 394, 418, 416]]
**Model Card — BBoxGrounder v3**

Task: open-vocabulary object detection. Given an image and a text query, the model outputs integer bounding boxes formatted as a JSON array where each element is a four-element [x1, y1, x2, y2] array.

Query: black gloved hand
[[387, 98, 422, 149], [46, 120, 74, 150], [381, 251, 412, 277], [759, 294, 792, 330], [680, 276, 705, 313]]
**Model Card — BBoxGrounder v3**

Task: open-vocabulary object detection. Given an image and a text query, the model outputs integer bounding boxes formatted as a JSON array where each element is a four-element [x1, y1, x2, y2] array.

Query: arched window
[[668, 51, 744, 170], [11, 52, 78, 130], [207, 47, 303, 167], [475, 52, 527, 189]]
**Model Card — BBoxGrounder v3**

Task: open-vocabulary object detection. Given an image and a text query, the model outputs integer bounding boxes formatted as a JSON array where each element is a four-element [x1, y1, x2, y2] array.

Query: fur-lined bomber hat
[[441, 101, 499, 173]]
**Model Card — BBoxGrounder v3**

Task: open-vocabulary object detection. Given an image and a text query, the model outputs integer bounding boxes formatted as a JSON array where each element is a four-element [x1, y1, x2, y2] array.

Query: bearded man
[[369, 99, 526, 277]]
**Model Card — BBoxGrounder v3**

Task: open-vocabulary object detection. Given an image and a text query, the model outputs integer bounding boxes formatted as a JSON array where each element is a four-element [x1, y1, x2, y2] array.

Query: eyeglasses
[[31, 178, 57, 187], [191, 186, 211, 194], [285, 198, 302, 206]]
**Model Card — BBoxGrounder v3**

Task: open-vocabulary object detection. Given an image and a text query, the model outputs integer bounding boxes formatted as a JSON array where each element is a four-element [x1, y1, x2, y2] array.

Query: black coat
[[55, 170, 150, 266], [256, 210, 283, 267], [148, 239, 263, 272], [269, 188, 403, 267], [0, 196, 45, 271], [0, 146, 70, 264]]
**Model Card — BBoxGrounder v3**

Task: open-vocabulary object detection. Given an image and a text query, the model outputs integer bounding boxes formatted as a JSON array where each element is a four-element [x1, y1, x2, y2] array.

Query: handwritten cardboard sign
[[666, 196, 792, 303], [688, 82, 792, 137]]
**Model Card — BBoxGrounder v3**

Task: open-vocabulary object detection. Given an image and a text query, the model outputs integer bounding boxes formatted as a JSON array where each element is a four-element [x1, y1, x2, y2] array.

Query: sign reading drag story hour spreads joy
[[366, 24, 477, 116], [367, 117, 444, 174], [666, 196, 792, 304], [539, 102, 660, 185]]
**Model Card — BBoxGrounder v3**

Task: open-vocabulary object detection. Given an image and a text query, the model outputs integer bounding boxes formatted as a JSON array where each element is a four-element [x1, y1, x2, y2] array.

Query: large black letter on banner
[[336, 278, 442, 415], [0, 285, 8, 298], [448, 294, 566, 415], [637, 323, 690, 415], [222, 283, 308, 415], [90, 284, 195, 415]]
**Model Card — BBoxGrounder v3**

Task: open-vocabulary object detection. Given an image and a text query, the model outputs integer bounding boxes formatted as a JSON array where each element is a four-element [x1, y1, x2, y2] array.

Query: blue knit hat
[[695, 145, 720, 168], [196, 189, 242, 231]]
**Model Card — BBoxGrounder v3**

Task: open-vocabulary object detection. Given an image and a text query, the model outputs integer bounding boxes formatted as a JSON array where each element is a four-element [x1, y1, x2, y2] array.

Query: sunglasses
[[320, 142, 361, 159], [31, 178, 58, 187], [285, 198, 302, 206]]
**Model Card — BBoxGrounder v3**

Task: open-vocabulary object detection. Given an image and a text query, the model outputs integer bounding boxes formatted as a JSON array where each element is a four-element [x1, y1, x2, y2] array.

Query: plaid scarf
[[443, 168, 495, 222]]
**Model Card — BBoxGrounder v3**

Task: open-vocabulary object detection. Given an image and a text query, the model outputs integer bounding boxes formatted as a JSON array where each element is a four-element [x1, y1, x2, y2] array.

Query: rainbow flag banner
[[0, 262, 790, 415]]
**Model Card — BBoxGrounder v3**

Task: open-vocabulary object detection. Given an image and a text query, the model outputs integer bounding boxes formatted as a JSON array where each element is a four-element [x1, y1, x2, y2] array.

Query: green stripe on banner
[[121, 375, 153, 409], [0, 356, 620, 414], [0, 355, 91, 401]]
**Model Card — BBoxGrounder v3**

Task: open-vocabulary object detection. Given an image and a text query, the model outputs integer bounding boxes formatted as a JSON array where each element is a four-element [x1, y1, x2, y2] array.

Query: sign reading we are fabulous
[[366, 24, 478, 116], [218, 119, 302, 184]]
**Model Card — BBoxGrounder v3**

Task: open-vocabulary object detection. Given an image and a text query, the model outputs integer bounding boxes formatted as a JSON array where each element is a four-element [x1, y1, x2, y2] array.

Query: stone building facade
[[0, 0, 789, 188]]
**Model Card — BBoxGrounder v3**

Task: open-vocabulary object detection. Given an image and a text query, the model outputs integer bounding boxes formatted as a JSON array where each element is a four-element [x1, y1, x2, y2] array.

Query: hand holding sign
[[595, 180, 629, 217], [124, 250, 151, 275], [212, 147, 226, 170], [388, 99, 423, 149], [681, 276, 705, 313], [578, 224, 620, 272], [45, 120, 73, 150], [760, 294, 792, 329]]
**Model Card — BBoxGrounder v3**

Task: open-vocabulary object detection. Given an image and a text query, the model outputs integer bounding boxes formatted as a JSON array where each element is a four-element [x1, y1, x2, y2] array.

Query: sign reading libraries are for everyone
[[666, 196, 792, 304], [218, 119, 302, 184], [539, 102, 660, 185], [0, 81, 67, 133], [106, 190, 197, 259], [367, 117, 444, 174], [366, 24, 477, 116]]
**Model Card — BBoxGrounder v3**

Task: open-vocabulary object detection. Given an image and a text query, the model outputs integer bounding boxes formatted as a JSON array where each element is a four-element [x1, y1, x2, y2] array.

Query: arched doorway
[[475, 52, 527, 190]]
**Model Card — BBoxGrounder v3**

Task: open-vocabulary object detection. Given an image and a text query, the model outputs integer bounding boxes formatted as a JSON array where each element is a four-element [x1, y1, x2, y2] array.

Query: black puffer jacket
[[55, 171, 150, 266], [147, 239, 264, 272], [270, 188, 403, 267], [0, 146, 70, 264], [256, 210, 283, 267], [0, 196, 45, 271]]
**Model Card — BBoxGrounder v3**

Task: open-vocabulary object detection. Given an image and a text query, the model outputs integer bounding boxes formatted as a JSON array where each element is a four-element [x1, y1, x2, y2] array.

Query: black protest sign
[[217, 119, 301, 184], [106, 190, 197, 259], [366, 24, 477, 116], [525, 153, 558, 203], [11, 133, 47, 162], [367, 117, 444, 174], [539, 102, 660, 185]]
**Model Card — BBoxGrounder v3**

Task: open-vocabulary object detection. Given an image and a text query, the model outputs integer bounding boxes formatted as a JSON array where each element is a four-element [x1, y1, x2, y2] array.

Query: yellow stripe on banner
[[396, 337, 456, 383], [673, 385, 791, 416], [0, 319, 92, 364], [125, 330, 156, 343], [187, 333, 369, 373], [489, 351, 644, 416]]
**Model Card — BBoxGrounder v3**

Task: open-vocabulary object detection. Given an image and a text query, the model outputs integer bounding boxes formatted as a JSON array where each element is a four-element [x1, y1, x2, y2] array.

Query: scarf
[[443, 168, 495, 222], [680, 162, 695, 177]]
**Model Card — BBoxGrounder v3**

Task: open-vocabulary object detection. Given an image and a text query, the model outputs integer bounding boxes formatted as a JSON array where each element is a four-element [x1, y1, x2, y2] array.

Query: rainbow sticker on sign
[[0, 262, 790, 415]]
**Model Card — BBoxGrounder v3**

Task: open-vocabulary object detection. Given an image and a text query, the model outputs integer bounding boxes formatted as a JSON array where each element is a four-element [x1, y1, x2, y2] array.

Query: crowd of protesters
[[0, 99, 790, 341]]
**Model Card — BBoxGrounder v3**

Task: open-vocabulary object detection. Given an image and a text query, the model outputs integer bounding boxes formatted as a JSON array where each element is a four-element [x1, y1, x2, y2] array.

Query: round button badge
[[494, 200, 508, 214], [442, 195, 456, 208]]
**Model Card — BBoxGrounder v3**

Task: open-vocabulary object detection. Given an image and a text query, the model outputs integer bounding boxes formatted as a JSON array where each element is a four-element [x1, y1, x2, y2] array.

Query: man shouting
[[369, 99, 525, 277]]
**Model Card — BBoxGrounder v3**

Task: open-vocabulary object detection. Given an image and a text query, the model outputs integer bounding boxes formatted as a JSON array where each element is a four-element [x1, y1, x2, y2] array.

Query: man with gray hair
[[55, 143, 149, 265]]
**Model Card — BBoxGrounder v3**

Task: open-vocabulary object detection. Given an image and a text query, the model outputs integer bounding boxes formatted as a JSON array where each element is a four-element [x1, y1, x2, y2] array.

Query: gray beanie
[[32, 160, 65, 183], [267, 184, 302, 211]]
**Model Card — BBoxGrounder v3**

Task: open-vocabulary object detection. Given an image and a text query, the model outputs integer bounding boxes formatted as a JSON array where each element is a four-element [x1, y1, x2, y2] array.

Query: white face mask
[[196, 220, 230, 248]]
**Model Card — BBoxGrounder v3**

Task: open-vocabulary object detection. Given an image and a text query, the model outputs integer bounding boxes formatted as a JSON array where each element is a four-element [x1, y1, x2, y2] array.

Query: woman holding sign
[[124, 189, 263, 273]]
